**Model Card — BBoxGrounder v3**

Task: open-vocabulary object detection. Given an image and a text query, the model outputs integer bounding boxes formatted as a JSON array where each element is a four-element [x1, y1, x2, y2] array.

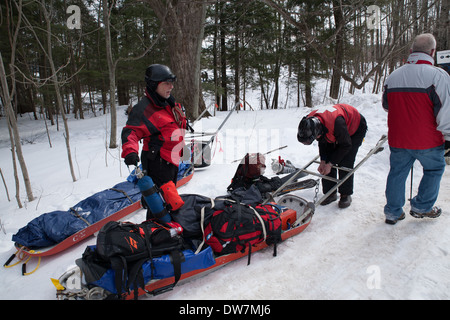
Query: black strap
[[69, 208, 91, 226], [169, 250, 184, 286], [109, 188, 134, 204], [111, 256, 127, 299], [141, 185, 159, 197], [127, 259, 147, 300], [149, 250, 185, 296], [142, 224, 154, 279], [146, 207, 169, 220]]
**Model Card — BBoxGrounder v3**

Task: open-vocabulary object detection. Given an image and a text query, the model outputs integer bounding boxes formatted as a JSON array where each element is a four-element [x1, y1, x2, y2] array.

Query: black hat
[[145, 64, 176, 91], [297, 116, 323, 145]]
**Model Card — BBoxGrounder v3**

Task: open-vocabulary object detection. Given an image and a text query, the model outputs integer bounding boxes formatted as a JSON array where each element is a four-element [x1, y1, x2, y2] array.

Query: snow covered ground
[[0, 80, 449, 300]]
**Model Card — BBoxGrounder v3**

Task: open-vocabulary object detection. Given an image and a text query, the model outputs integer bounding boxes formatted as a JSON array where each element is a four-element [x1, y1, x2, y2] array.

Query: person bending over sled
[[297, 104, 367, 209], [121, 64, 186, 219]]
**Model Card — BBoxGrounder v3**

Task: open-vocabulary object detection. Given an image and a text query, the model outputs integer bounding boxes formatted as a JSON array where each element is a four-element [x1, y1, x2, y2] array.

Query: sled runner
[[52, 194, 312, 300], [3, 165, 194, 275]]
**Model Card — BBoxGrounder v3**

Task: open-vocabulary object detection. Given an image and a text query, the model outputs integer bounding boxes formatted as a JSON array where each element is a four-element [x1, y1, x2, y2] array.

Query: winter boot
[[338, 195, 352, 209], [320, 192, 337, 206]]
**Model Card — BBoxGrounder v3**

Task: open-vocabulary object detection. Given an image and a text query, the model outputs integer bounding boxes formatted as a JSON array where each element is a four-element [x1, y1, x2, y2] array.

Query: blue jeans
[[384, 145, 445, 220]]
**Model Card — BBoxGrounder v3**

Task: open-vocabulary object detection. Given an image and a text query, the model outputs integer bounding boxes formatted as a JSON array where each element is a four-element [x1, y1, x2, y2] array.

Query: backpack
[[227, 153, 266, 191], [96, 220, 186, 299], [204, 202, 282, 264]]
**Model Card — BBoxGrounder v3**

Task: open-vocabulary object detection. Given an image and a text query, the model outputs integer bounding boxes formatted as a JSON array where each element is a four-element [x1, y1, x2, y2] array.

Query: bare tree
[[102, 0, 118, 149], [41, 0, 77, 181], [17, 0, 78, 181], [1, 0, 35, 205], [258, 0, 441, 95], [0, 52, 34, 205], [102, 0, 166, 148]]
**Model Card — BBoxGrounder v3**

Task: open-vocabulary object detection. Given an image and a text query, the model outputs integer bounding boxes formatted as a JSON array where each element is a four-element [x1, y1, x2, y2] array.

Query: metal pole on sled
[[190, 101, 240, 167], [264, 135, 388, 227]]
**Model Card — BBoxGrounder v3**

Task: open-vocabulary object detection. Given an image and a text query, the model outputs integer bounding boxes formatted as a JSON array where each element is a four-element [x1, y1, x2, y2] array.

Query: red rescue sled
[[4, 168, 194, 275], [53, 194, 312, 300]]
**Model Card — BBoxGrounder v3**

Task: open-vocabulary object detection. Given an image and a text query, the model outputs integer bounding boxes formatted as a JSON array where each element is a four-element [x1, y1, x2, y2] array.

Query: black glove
[[124, 153, 139, 166]]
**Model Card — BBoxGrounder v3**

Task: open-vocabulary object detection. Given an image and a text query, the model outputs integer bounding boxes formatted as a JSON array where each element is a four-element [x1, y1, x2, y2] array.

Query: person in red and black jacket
[[121, 64, 186, 217], [297, 104, 367, 209]]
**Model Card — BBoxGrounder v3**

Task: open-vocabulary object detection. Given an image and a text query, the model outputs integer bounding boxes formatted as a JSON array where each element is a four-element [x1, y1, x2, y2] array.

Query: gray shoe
[[410, 207, 442, 219]]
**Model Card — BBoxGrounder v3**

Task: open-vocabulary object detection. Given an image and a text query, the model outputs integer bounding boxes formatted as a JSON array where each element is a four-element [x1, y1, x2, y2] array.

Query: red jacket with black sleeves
[[308, 104, 362, 165], [121, 90, 186, 166]]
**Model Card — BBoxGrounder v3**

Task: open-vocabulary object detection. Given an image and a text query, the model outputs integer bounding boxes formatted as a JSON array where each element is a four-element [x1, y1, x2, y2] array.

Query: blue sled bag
[[76, 244, 215, 298]]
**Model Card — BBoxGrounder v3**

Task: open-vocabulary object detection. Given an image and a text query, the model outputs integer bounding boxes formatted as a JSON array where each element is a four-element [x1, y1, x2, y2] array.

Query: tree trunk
[[234, 30, 240, 106], [213, 1, 220, 111], [329, 0, 344, 100], [437, 0, 449, 49], [69, 45, 83, 119], [103, 0, 118, 148], [117, 80, 130, 106], [219, 1, 228, 111], [0, 52, 34, 204], [304, 51, 312, 107], [42, 4, 77, 182], [220, 25, 228, 112], [147, 0, 207, 119]]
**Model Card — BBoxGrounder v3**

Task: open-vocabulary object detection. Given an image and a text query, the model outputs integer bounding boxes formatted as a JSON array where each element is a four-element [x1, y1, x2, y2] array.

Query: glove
[[124, 153, 139, 166]]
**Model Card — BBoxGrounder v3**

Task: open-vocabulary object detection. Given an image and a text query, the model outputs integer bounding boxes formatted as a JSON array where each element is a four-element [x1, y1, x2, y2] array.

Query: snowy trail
[[1, 85, 449, 300]]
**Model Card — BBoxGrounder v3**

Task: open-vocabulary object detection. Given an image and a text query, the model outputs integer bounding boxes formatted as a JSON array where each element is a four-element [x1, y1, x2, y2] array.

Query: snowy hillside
[[1, 82, 449, 300]]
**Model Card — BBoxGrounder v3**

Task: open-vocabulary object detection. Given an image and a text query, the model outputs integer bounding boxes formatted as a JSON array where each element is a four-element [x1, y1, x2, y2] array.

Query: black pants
[[141, 150, 178, 187], [322, 116, 367, 196], [141, 150, 179, 220]]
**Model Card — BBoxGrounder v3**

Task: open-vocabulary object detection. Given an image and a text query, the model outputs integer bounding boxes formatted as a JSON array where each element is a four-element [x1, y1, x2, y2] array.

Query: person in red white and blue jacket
[[382, 33, 450, 225]]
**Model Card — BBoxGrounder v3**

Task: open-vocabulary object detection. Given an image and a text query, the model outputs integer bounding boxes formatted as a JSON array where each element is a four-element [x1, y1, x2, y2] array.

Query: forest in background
[[0, 0, 448, 203], [2, 0, 448, 116]]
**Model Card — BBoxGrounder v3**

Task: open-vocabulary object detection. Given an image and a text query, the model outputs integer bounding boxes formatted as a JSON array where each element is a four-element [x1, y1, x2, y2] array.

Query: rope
[[3, 247, 41, 275]]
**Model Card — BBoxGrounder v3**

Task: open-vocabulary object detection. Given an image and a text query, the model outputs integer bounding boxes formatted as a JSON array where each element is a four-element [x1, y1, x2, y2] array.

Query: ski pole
[[409, 166, 414, 201]]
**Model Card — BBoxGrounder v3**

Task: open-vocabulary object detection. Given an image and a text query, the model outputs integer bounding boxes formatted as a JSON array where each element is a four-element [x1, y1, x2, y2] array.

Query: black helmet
[[145, 64, 176, 90], [297, 116, 323, 145]]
